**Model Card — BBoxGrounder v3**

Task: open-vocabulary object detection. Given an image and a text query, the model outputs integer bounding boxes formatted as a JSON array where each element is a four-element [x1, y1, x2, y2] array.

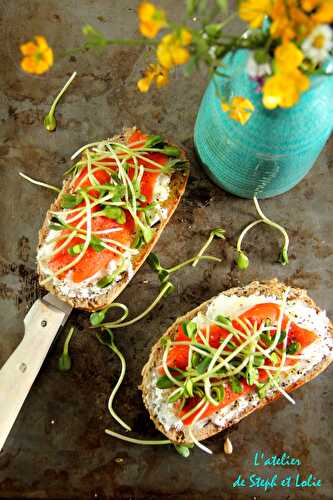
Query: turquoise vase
[[194, 50, 333, 199]]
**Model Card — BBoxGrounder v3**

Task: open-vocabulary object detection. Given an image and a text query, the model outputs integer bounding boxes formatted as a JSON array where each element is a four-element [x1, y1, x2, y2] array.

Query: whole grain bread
[[37, 127, 189, 311], [141, 279, 333, 444]]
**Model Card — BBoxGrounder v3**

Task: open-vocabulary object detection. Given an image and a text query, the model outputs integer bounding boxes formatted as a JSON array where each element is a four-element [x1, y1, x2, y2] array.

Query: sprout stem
[[105, 429, 171, 445], [19, 172, 61, 192]]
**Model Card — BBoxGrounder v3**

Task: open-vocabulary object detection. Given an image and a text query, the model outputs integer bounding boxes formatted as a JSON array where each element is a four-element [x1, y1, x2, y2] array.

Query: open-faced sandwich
[[37, 128, 189, 311], [141, 279, 333, 453]]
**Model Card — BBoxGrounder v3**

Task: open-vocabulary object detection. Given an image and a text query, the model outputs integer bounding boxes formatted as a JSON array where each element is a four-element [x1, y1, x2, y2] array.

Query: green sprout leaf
[[60, 193, 83, 209], [279, 246, 289, 266], [144, 135, 164, 148], [211, 227, 226, 240], [162, 146, 181, 158], [182, 320, 197, 339], [147, 252, 162, 272], [68, 243, 83, 256], [236, 251, 249, 270], [43, 72, 77, 133], [58, 326, 76, 372], [44, 113, 57, 132], [90, 309, 106, 327], [97, 274, 116, 289], [101, 206, 126, 224], [286, 341, 301, 355], [230, 377, 243, 394], [174, 443, 194, 458], [211, 385, 225, 402]]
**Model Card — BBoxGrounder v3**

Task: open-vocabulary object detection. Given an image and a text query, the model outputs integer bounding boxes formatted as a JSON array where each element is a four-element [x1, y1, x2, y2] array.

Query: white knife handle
[[0, 299, 66, 450]]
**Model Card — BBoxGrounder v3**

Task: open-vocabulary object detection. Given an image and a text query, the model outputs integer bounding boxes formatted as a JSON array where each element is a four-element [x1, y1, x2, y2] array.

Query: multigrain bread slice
[[37, 127, 189, 311], [141, 279, 333, 444]]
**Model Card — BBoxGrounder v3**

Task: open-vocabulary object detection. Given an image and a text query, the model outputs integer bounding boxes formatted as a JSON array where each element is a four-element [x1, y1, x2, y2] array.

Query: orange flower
[[221, 96, 255, 125], [312, 0, 333, 23], [270, 0, 314, 41], [137, 64, 169, 92], [138, 2, 167, 39], [20, 36, 53, 75]]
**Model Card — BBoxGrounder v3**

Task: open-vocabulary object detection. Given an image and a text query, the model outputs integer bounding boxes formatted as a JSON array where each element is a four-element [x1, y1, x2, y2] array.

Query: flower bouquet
[[20, 1, 333, 197]]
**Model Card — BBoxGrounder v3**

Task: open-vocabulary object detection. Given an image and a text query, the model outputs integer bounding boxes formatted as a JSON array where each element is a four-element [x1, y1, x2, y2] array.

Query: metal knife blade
[[0, 294, 73, 451]]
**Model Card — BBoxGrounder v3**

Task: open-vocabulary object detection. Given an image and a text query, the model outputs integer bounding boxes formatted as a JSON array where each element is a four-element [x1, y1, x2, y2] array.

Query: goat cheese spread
[[37, 173, 170, 298], [146, 293, 333, 433]]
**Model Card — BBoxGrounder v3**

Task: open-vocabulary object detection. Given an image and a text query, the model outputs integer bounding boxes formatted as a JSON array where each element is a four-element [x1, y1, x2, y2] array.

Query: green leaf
[[211, 227, 226, 239], [216, 0, 228, 11], [191, 351, 200, 368], [158, 269, 170, 284], [211, 384, 225, 402], [101, 206, 126, 224], [253, 354, 265, 367], [186, 0, 199, 16], [230, 377, 243, 394], [286, 341, 301, 355], [49, 223, 64, 231], [60, 193, 83, 209], [144, 135, 164, 148], [174, 444, 193, 458], [163, 146, 181, 158], [279, 246, 289, 266], [246, 366, 259, 386], [133, 229, 145, 249], [68, 243, 83, 256], [147, 252, 162, 272], [257, 382, 268, 399], [168, 390, 184, 403], [205, 23, 223, 38], [90, 235, 105, 252], [215, 315, 232, 327], [97, 274, 116, 288], [270, 352, 279, 366], [236, 251, 249, 270], [182, 320, 197, 339], [90, 309, 106, 327], [156, 375, 182, 389], [195, 356, 211, 374], [184, 379, 194, 398], [58, 352, 72, 372], [254, 48, 269, 64], [141, 225, 153, 244], [162, 158, 189, 174]]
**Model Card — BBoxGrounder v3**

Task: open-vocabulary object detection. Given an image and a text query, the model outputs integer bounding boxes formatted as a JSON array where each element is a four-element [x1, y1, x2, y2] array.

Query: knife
[[0, 293, 72, 451]]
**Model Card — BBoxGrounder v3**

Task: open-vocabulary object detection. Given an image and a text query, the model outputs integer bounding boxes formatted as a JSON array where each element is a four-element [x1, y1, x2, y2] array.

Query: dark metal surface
[[0, 1, 333, 499]]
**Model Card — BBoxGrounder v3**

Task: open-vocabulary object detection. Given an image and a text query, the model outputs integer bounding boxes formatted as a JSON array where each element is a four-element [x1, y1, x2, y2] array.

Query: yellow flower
[[138, 2, 167, 39], [262, 70, 310, 109], [239, 0, 272, 29], [275, 42, 304, 72], [20, 36, 53, 75], [221, 96, 255, 125], [157, 29, 192, 69], [137, 64, 169, 92]]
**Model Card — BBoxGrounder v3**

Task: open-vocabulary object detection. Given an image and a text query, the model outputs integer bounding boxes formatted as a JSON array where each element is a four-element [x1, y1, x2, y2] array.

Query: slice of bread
[[37, 127, 189, 311], [141, 279, 333, 444]]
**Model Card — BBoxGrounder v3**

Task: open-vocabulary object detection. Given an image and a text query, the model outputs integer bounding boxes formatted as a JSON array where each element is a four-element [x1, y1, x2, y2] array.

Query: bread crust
[[37, 127, 189, 311], [141, 279, 333, 444]]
